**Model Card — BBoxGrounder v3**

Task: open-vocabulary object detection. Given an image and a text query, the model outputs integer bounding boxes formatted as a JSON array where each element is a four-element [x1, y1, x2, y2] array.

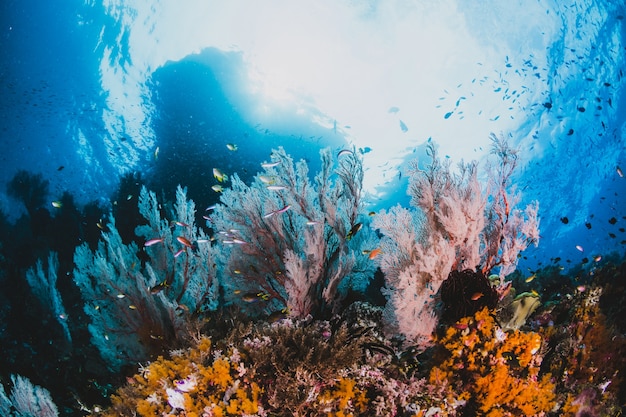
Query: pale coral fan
[[25, 252, 71, 344], [212, 147, 375, 318], [0, 374, 59, 417], [73, 185, 219, 370], [373, 136, 539, 346]]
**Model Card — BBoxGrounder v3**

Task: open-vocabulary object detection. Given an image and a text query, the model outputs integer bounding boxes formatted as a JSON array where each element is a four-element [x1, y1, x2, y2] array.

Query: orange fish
[[471, 292, 484, 301], [368, 248, 382, 259], [176, 236, 193, 248]]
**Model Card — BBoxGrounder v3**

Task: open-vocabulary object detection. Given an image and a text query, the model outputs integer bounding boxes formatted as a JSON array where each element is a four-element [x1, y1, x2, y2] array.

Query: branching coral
[[372, 136, 539, 346], [429, 308, 555, 416], [93, 315, 452, 417], [211, 147, 375, 319], [73, 186, 219, 370]]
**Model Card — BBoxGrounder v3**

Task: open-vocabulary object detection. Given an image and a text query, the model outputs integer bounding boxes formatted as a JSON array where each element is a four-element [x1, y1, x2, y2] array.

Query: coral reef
[[429, 308, 556, 416], [211, 147, 376, 319], [73, 186, 219, 370], [89, 308, 449, 417], [372, 136, 539, 346], [538, 277, 626, 415]]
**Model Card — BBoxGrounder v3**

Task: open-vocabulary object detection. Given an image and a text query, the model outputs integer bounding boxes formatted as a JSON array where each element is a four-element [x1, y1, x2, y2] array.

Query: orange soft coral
[[429, 308, 555, 416], [93, 336, 261, 417]]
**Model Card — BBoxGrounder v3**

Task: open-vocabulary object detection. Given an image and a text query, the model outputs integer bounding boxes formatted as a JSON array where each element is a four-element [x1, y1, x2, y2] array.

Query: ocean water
[[0, 0, 625, 415]]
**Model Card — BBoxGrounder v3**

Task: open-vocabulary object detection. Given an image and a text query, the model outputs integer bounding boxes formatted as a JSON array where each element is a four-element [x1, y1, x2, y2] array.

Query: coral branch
[[373, 136, 540, 346], [212, 147, 373, 318], [73, 186, 219, 370]]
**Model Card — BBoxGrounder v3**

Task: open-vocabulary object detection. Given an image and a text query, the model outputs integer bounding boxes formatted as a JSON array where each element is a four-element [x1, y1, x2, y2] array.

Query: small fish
[[226, 143, 238, 151], [525, 274, 537, 283], [264, 205, 291, 218], [144, 237, 165, 247], [337, 149, 354, 158], [205, 204, 217, 211], [261, 161, 280, 168], [617, 166, 624, 177], [399, 120, 408, 132], [212, 184, 223, 193], [171, 221, 190, 228], [150, 281, 168, 294], [116, 294, 125, 299], [213, 168, 227, 183], [96, 220, 106, 230], [231, 238, 247, 245], [128, 304, 137, 310], [368, 211, 376, 217], [174, 248, 185, 258], [368, 248, 382, 260], [575, 245, 584, 252], [127, 194, 133, 200], [594, 255, 602, 262], [258, 175, 275, 184], [306, 220, 320, 226], [346, 223, 363, 240], [577, 285, 586, 292], [267, 308, 289, 323], [241, 292, 270, 303], [176, 236, 194, 248], [154, 146, 160, 160], [266, 185, 287, 191], [470, 292, 484, 301], [51, 201, 63, 208], [57, 165, 64, 171]]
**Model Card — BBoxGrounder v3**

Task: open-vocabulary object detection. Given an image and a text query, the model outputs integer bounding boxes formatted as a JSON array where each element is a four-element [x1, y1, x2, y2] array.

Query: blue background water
[[1, 1, 624, 284]]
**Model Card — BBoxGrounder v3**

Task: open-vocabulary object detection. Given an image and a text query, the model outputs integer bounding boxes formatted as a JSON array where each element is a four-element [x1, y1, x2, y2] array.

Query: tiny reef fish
[[470, 292, 484, 301], [258, 175, 275, 184], [346, 222, 363, 240], [212, 184, 223, 193], [171, 221, 190, 228], [261, 161, 280, 168], [176, 236, 194, 248], [213, 168, 227, 183], [266, 185, 287, 191], [144, 237, 164, 247], [263, 205, 292, 218], [226, 143, 238, 151], [368, 248, 382, 259], [241, 292, 270, 303], [525, 274, 537, 283]]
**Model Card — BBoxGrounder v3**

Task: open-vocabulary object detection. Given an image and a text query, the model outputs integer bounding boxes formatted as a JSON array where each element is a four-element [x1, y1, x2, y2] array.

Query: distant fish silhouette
[[399, 120, 408, 132]]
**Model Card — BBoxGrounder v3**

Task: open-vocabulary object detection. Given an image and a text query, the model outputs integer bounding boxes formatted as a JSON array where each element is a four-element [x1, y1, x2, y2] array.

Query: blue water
[[1, 0, 625, 413]]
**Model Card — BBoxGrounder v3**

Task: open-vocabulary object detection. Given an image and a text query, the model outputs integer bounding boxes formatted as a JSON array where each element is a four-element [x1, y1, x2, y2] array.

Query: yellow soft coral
[[429, 308, 555, 416], [94, 337, 260, 417], [318, 377, 368, 416]]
